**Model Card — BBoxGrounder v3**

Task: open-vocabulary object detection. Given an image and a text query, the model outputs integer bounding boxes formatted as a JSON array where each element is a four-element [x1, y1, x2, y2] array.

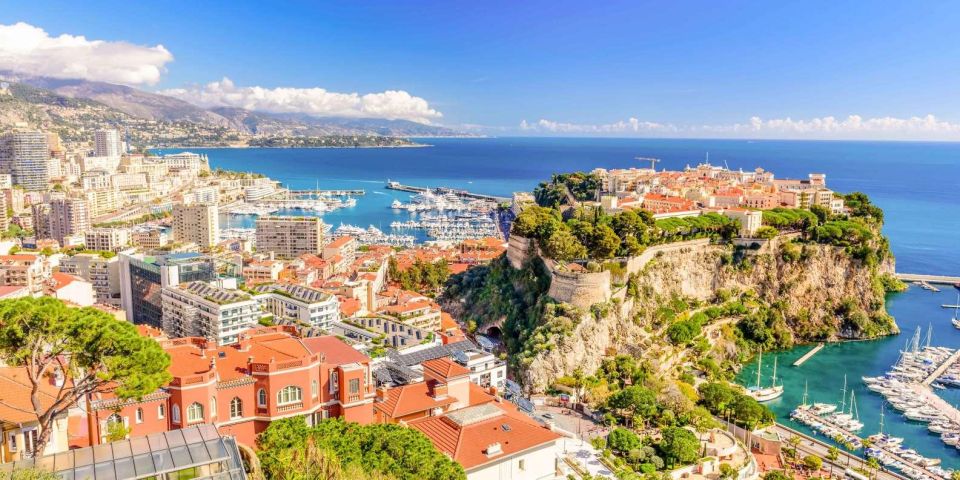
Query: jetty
[[895, 273, 960, 285], [288, 189, 365, 196], [793, 343, 825, 366], [922, 349, 960, 385], [386, 180, 510, 202]]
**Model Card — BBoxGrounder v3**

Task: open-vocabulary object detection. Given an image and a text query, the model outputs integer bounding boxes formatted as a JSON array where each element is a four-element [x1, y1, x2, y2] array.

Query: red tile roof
[[422, 357, 471, 380], [375, 382, 458, 419], [409, 402, 561, 470], [326, 236, 354, 249], [302, 335, 370, 365], [0, 367, 61, 424]]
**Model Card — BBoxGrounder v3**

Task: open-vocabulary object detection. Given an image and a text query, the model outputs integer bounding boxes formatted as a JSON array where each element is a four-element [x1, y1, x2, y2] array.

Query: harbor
[[793, 343, 825, 367], [737, 288, 960, 472]]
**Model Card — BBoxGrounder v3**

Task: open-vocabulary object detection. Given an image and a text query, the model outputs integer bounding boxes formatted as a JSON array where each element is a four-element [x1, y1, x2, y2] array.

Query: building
[[84, 227, 131, 252], [161, 281, 261, 345], [453, 350, 508, 391], [0, 254, 45, 294], [60, 252, 122, 307], [255, 216, 325, 259], [242, 259, 283, 285], [253, 283, 340, 330], [8, 425, 247, 479], [94, 129, 123, 158], [45, 272, 95, 306], [131, 226, 171, 248], [48, 198, 91, 245], [323, 236, 357, 265], [80, 156, 122, 175], [161, 152, 208, 173], [0, 367, 70, 463], [183, 186, 219, 205], [173, 203, 219, 248], [717, 209, 764, 237], [155, 327, 374, 446], [374, 357, 480, 423], [0, 131, 49, 191], [409, 402, 562, 480], [119, 252, 217, 328], [80, 169, 112, 190]]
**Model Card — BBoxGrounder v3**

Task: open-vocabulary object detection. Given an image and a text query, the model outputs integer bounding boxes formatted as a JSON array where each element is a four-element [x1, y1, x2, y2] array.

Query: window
[[258, 389, 267, 407], [210, 396, 217, 418], [230, 397, 243, 419], [135, 408, 144, 424], [329, 371, 339, 394], [519, 459, 525, 471], [8, 432, 16, 452], [158, 404, 165, 419], [349, 379, 360, 394], [171, 404, 181, 424], [277, 386, 303, 405], [186, 402, 204, 423], [311, 380, 318, 399]]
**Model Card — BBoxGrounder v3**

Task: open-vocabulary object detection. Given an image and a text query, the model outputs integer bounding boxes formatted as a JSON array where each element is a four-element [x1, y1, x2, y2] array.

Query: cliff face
[[519, 238, 897, 392]]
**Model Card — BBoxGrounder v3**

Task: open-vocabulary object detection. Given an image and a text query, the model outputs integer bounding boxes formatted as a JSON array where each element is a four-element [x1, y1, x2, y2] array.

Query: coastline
[[149, 143, 434, 150]]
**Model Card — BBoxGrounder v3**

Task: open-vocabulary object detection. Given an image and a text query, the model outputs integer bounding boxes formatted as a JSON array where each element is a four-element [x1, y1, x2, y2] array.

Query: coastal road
[[771, 424, 908, 480]]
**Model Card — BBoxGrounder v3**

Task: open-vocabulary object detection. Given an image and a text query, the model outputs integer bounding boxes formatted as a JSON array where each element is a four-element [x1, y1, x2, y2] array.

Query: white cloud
[[520, 114, 960, 141], [0, 22, 172, 85], [162, 77, 443, 124]]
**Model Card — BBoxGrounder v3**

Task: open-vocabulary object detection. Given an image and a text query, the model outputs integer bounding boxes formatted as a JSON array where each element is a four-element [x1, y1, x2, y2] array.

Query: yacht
[[746, 352, 784, 402]]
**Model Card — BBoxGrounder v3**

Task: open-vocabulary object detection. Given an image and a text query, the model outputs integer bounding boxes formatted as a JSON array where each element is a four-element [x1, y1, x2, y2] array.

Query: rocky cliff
[[465, 235, 898, 392]]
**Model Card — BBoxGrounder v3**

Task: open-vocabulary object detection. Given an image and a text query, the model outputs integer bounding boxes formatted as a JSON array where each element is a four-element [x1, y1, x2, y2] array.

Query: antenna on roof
[[724, 160, 730, 170]]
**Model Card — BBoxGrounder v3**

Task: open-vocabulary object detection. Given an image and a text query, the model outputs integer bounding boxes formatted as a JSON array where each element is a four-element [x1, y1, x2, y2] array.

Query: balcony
[[277, 402, 303, 413]]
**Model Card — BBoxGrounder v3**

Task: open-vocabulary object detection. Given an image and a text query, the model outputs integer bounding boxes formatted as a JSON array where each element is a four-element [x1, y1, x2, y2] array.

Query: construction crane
[[635, 156, 660, 171]]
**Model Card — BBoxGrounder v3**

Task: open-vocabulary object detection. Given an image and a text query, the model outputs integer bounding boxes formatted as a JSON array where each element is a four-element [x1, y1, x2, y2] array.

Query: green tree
[[754, 226, 779, 239], [544, 228, 587, 261], [697, 382, 735, 414], [608, 385, 659, 427], [0, 297, 171, 453], [826, 446, 840, 462], [607, 427, 642, 454], [105, 418, 131, 442], [589, 224, 621, 259], [258, 418, 465, 480], [658, 427, 700, 467], [719, 463, 738, 480], [0, 469, 60, 480], [803, 455, 823, 472], [763, 471, 792, 480]]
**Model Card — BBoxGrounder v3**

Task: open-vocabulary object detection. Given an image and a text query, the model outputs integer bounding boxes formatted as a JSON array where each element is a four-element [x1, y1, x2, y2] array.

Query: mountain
[[6, 74, 464, 138]]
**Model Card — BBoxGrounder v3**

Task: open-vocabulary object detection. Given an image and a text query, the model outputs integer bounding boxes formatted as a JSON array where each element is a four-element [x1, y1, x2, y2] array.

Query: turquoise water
[[162, 137, 960, 464], [737, 288, 960, 468]]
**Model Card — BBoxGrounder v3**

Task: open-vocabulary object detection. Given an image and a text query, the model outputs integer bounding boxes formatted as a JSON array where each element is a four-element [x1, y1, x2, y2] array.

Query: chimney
[[484, 443, 503, 457], [376, 386, 389, 401], [429, 381, 448, 400]]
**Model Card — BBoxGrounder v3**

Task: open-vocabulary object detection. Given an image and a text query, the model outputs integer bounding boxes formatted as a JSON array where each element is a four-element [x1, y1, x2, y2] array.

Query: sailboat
[[747, 351, 785, 402], [868, 405, 904, 447], [951, 292, 960, 329]]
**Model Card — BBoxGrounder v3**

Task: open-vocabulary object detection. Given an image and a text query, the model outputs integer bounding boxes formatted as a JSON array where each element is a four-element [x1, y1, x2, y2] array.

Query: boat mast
[[756, 350, 763, 389], [771, 356, 778, 388], [850, 390, 859, 420], [879, 404, 885, 435], [802, 380, 809, 407], [840, 375, 847, 412], [925, 323, 932, 349]]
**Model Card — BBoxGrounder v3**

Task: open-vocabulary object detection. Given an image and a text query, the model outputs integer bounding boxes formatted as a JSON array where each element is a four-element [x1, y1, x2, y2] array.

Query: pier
[[771, 423, 908, 480], [288, 189, 365, 196], [921, 349, 960, 385], [793, 343, 825, 366], [385, 181, 510, 203], [895, 273, 960, 285]]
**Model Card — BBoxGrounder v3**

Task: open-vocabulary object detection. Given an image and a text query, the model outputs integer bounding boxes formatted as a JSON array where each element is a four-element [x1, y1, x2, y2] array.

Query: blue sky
[[2, 1, 960, 139]]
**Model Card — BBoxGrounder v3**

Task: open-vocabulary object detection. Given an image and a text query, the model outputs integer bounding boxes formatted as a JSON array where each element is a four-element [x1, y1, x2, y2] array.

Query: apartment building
[[93, 129, 123, 158], [131, 226, 171, 248], [161, 281, 261, 345], [60, 253, 123, 307], [173, 203, 219, 248], [84, 227, 131, 252], [48, 198, 91, 245], [119, 252, 216, 328], [255, 216, 325, 259], [253, 283, 340, 330], [453, 350, 508, 391], [0, 131, 49, 191], [0, 254, 45, 294]]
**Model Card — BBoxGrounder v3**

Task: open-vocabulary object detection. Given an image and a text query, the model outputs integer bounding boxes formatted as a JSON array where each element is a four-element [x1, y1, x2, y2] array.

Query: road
[[770, 424, 908, 480]]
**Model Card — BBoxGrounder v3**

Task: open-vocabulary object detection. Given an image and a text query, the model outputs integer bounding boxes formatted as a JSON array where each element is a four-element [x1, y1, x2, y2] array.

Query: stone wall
[[546, 268, 611, 309], [506, 235, 533, 269]]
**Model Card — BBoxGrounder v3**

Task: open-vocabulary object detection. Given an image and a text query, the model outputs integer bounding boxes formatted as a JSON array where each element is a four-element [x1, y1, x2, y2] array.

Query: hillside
[[3, 74, 464, 138]]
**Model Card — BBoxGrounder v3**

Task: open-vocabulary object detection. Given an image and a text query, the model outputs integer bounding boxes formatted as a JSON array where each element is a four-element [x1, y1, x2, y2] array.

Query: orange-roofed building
[[408, 402, 562, 479], [81, 326, 374, 449], [0, 367, 71, 462], [45, 272, 95, 307], [0, 254, 45, 294], [338, 296, 362, 318], [374, 357, 479, 424], [640, 193, 697, 214]]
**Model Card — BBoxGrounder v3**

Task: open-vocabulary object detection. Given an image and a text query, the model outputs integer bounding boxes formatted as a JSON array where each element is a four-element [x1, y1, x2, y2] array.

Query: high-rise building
[[48, 198, 91, 245], [118, 252, 216, 328], [161, 281, 261, 345], [84, 227, 131, 252], [255, 216, 325, 259], [31, 203, 52, 239], [94, 129, 123, 158], [60, 252, 123, 307], [173, 203, 219, 248], [0, 131, 50, 191]]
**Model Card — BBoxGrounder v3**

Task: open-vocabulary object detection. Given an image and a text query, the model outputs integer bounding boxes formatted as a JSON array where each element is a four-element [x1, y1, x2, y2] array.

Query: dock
[[385, 181, 510, 203], [793, 343, 824, 366], [895, 273, 960, 285], [921, 349, 960, 385], [288, 189, 365, 196]]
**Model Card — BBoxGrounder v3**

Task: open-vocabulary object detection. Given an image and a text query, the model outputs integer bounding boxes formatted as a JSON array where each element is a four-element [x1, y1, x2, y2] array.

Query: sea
[[164, 137, 960, 466]]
